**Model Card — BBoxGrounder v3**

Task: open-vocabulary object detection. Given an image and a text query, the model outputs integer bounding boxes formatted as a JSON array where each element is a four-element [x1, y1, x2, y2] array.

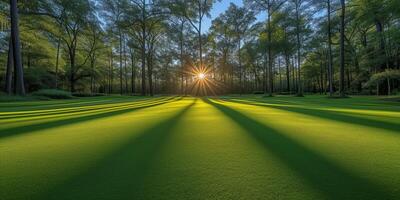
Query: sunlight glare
[[198, 73, 206, 80]]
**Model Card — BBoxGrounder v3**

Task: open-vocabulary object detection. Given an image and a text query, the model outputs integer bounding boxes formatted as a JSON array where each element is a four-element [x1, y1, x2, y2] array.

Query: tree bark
[[141, 3, 147, 96], [119, 30, 123, 95], [295, 1, 303, 96], [147, 51, 153, 96], [285, 54, 290, 93], [5, 38, 13, 94], [10, 0, 25, 95], [238, 37, 243, 95], [327, 0, 334, 96], [130, 48, 136, 95], [109, 49, 113, 94], [339, 0, 346, 97], [180, 20, 185, 95], [267, 5, 273, 96], [55, 37, 61, 89]]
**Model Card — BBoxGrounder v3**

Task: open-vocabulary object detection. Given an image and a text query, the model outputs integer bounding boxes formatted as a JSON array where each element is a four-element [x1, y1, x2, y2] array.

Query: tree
[[339, 0, 346, 97], [172, 0, 218, 72], [100, 0, 127, 95], [225, 4, 256, 95], [10, 0, 25, 95], [245, 0, 286, 96]]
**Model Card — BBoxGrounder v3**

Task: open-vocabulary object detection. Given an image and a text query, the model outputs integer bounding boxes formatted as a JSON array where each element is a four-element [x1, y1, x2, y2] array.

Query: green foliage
[[72, 92, 106, 97], [31, 89, 73, 99], [24, 68, 55, 92], [364, 70, 400, 88]]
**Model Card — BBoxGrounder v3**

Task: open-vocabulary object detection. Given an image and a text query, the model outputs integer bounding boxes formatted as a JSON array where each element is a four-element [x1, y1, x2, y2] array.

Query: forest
[[1, 0, 399, 97]]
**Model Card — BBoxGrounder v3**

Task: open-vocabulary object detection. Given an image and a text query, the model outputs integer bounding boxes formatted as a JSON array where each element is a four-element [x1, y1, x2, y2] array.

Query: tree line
[[0, 0, 399, 96]]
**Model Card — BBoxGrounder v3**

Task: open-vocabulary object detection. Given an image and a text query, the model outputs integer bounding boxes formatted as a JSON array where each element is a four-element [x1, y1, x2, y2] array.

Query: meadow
[[1, 96, 400, 200]]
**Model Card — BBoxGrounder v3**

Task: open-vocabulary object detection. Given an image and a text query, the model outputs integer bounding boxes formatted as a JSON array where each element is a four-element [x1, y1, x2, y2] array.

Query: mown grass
[[0, 95, 399, 200]]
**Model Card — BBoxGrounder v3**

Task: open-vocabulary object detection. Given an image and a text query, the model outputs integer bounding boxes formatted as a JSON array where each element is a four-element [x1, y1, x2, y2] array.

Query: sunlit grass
[[1, 95, 399, 199]]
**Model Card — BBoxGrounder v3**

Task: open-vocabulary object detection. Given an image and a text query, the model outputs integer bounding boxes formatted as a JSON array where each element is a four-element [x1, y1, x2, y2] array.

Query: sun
[[198, 73, 206, 80]]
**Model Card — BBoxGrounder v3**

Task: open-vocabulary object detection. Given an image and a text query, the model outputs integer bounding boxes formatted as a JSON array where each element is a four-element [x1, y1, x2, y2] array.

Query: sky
[[202, 0, 266, 33]]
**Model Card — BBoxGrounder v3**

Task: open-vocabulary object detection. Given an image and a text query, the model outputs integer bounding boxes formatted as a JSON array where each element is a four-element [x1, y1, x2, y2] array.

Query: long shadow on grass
[[0, 97, 180, 140], [206, 99, 396, 200], [0, 97, 158, 120], [42, 99, 197, 200], [228, 98, 400, 133]]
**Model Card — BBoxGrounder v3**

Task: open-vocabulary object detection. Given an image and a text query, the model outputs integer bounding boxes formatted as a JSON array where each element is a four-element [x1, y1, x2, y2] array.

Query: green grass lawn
[[1, 95, 400, 200]]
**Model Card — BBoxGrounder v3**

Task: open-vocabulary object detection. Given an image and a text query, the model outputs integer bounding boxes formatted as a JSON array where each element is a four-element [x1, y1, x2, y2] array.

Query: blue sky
[[202, 0, 266, 33]]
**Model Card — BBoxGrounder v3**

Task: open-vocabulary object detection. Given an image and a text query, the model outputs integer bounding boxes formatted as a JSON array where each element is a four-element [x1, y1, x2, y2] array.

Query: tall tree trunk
[[69, 48, 76, 93], [320, 56, 324, 94], [119, 30, 123, 95], [285, 54, 290, 92], [327, 0, 334, 96], [267, 8, 273, 96], [123, 38, 128, 93], [147, 51, 153, 96], [339, 0, 346, 97], [55, 37, 61, 89], [278, 58, 282, 92], [130, 48, 136, 95], [238, 38, 243, 95], [141, 40, 146, 95], [198, 10, 203, 70], [10, 0, 25, 95], [295, 1, 303, 96], [5, 39, 13, 94], [141, 17, 146, 96], [292, 57, 296, 92], [180, 20, 185, 95], [109, 49, 113, 94], [90, 55, 95, 94]]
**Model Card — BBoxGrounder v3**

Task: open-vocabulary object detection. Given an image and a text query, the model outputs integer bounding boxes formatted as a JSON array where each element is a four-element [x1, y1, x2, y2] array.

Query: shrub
[[72, 93, 106, 97], [32, 89, 73, 99], [253, 91, 264, 95], [24, 68, 56, 92]]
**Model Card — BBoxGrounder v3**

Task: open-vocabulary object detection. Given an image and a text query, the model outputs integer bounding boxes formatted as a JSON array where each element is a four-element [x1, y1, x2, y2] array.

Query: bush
[[32, 89, 73, 99], [72, 93, 106, 97], [253, 91, 264, 95], [24, 68, 56, 92]]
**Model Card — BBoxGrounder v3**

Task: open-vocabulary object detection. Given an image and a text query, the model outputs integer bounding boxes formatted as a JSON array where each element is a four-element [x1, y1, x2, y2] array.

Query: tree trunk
[[198, 14, 203, 70], [180, 20, 185, 95], [10, 0, 25, 95], [267, 9, 273, 96], [327, 0, 334, 96], [69, 49, 76, 92], [147, 51, 153, 96], [339, 0, 346, 97], [285, 55, 290, 93], [130, 48, 136, 95], [238, 38, 242, 95], [295, 1, 303, 96], [141, 12, 147, 96], [90, 55, 95, 94], [109, 49, 113, 94], [278, 59, 282, 92], [123, 38, 128, 93], [119, 30, 123, 95], [55, 37, 61, 89], [5, 38, 13, 94]]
